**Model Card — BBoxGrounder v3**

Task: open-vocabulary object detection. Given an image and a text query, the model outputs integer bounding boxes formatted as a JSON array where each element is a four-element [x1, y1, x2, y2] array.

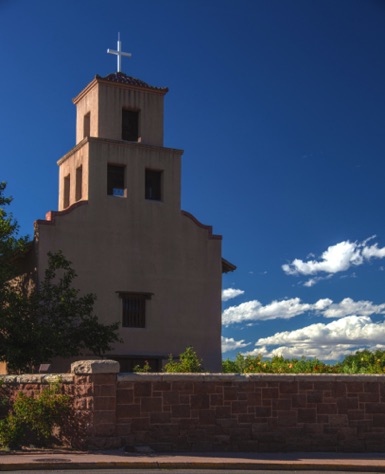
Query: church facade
[[32, 71, 234, 372]]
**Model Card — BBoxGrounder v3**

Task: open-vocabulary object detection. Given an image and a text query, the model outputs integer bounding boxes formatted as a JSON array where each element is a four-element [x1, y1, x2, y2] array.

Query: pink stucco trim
[[35, 200, 89, 226], [181, 210, 222, 240]]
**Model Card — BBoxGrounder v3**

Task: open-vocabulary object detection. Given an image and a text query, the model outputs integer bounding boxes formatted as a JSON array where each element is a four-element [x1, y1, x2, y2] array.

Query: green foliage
[[1, 250, 121, 373], [0, 380, 10, 420], [163, 346, 204, 373], [222, 350, 385, 374], [0, 182, 29, 286], [0, 182, 28, 300], [0, 182, 121, 373], [0, 383, 71, 449], [222, 353, 337, 374], [339, 349, 385, 374], [133, 360, 152, 373]]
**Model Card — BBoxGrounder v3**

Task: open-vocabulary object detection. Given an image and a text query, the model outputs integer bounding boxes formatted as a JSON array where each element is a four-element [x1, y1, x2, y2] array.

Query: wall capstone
[[71, 359, 120, 374]]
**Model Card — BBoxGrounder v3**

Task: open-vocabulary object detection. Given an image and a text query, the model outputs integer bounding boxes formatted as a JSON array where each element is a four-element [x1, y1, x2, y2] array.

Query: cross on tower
[[107, 33, 132, 73]]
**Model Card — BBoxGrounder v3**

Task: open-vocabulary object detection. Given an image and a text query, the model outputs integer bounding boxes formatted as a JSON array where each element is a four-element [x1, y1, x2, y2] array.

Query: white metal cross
[[107, 33, 132, 73]]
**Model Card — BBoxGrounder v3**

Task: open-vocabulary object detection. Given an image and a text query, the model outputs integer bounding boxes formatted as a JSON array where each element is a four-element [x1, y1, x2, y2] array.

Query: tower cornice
[[57, 137, 183, 166], [73, 73, 168, 105]]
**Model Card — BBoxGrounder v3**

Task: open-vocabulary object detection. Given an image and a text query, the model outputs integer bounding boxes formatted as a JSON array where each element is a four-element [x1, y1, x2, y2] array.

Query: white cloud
[[322, 297, 385, 319], [246, 344, 357, 361], [362, 243, 385, 259], [222, 288, 245, 302], [248, 315, 385, 361], [303, 274, 333, 287], [221, 336, 251, 353], [222, 296, 385, 326], [222, 298, 311, 325], [282, 237, 385, 280]]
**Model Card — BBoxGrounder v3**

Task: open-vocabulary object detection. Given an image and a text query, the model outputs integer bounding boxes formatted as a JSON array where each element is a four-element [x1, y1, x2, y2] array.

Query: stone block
[[71, 359, 120, 374], [117, 404, 141, 418], [116, 388, 134, 405], [171, 404, 191, 418], [358, 392, 379, 403], [190, 394, 209, 409], [93, 410, 116, 425], [95, 384, 116, 396], [298, 408, 316, 423], [134, 383, 152, 397], [317, 403, 338, 415], [150, 412, 171, 424], [198, 409, 216, 424], [94, 397, 116, 411], [262, 387, 279, 399], [231, 400, 248, 414], [141, 397, 162, 412], [254, 406, 272, 418]]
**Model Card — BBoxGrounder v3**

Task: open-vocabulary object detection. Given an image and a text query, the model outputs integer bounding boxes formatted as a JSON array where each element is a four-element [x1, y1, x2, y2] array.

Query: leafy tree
[[0, 182, 29, 286], [0, 182, 121, 373]]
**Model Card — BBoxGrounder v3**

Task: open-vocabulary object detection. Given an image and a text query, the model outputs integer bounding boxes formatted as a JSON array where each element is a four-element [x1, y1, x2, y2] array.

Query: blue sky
[[2, 0, 385, 363]]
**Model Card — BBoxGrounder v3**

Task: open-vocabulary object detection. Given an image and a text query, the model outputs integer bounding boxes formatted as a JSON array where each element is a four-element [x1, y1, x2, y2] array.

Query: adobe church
[[29, 41, 235, 373]]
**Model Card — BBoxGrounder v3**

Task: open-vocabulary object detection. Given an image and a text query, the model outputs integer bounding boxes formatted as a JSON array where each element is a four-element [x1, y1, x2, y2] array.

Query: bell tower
[[57, 72, 182, 213], [73, 72, 167, 147]]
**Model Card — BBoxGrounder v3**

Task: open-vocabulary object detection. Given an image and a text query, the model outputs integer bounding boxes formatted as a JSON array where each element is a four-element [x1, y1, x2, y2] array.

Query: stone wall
[[2, 360, 385, 452]]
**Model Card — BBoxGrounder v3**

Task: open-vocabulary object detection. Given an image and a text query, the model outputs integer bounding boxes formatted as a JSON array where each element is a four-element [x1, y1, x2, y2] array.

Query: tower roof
[[97, 72, 169, 93]]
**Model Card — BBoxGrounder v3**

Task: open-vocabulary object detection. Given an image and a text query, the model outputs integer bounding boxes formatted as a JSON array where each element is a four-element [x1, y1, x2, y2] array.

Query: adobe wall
[[2, 360, 385, 452]]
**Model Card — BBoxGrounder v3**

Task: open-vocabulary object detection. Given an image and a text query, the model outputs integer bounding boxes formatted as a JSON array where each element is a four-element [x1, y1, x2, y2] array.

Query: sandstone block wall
[[2, 362, 385, 452]]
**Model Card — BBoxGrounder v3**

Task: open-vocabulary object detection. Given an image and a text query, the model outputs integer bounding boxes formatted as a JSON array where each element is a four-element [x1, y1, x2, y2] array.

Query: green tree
[[0, 183, 121, 373], [0, 182, 29, 286]]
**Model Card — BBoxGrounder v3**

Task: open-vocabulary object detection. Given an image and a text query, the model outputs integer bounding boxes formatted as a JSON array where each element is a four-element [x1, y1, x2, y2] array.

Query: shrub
[[133, 360, 152, 373], [0, 383, 71, 449], [222, 350, 385, 374], [163, 346, 204, 373]]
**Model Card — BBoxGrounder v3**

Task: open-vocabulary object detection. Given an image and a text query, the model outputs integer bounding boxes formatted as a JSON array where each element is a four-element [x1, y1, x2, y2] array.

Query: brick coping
[[2, 368, 385, 384], [117, 372, 385, 382], [0, 374, 74, 384]]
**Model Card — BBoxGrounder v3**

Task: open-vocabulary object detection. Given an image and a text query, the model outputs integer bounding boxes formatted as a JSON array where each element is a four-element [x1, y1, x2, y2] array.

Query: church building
[[31, 42, 235, 373]]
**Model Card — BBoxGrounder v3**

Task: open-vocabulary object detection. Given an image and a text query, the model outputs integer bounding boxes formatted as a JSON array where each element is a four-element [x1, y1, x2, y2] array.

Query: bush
[[222, 350, 385, 374], [0, 383, 71, 449], [163, 346, 204, 373], [133, 360, 152, 373]]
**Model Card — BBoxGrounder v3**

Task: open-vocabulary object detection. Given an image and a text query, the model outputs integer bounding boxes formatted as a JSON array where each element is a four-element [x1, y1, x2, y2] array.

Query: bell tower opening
[[83, 112, 90, 138], [122, 109, 139, 142]]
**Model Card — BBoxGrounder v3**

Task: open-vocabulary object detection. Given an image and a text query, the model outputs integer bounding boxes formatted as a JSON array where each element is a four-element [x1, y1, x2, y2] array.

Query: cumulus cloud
[[282, 237, 385, 280], [222, 296, 385, 326], [222, 298, 311, 325], [247, 315, 385, 361], [222, 288, 245, 302], [221, 336, 251, 353], [322, 297, 385, 319]]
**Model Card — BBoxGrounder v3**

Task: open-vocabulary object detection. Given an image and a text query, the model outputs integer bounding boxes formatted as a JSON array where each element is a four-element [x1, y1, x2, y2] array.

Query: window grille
[[118, 292, 152, 328]]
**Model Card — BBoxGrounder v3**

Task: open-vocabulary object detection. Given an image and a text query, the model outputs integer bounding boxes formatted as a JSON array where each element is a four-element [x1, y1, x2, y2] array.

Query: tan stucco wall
[[74, 79, 165, 147], [35, 197, 222, 371]]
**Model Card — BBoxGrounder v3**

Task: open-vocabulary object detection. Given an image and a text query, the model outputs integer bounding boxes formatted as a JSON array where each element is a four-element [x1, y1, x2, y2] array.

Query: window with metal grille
[[118, 292, 152, 328], [107, 164, 125, 196], [122, 109, 139, 141], [145, 169, 162, 201]]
